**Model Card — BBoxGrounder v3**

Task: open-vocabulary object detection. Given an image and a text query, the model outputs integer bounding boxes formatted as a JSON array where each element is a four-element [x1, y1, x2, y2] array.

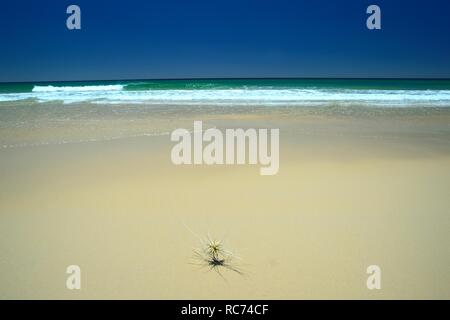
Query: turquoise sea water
[[1, 79, 450, 106]]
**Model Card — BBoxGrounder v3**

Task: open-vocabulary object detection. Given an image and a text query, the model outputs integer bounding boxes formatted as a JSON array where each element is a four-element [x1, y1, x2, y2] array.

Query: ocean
[[1, 78, 450, 107]]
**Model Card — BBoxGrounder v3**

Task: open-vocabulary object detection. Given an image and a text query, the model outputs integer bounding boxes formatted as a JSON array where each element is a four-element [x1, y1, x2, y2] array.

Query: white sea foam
[[32, 85, 124, 92], [1, 86, 450, 107]]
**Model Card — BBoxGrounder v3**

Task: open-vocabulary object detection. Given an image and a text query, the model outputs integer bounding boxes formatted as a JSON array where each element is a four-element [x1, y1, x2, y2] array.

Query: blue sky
[[1, 0, 450, 82]]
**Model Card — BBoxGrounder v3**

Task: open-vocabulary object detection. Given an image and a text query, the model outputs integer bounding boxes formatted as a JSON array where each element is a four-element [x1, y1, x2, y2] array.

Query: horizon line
[[1, 76, 450, 84]]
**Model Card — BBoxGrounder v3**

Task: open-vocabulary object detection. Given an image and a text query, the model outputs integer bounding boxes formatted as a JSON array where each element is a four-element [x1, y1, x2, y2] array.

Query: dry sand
[[0, 107, 449, 299]]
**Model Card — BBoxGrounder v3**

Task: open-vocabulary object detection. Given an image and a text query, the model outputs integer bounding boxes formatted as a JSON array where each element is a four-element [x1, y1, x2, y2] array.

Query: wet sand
[[0, 106, 449, 299]]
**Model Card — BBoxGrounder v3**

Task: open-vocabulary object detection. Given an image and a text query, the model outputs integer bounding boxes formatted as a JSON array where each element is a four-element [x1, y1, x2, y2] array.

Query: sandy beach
[[2, 0, 450, 307], [0, 105, 449, 299]]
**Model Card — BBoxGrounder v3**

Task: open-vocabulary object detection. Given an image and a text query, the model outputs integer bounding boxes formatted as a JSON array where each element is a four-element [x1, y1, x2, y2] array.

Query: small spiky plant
[[191, 233, 244, 279]]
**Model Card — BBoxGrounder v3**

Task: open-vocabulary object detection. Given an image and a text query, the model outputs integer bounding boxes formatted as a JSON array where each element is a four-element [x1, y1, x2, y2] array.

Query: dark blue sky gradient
[[1, 0, 450, 82]]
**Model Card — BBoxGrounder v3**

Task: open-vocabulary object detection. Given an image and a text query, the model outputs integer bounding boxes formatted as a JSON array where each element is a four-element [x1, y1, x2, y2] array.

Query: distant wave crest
[[32, 85, 124, 92]]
